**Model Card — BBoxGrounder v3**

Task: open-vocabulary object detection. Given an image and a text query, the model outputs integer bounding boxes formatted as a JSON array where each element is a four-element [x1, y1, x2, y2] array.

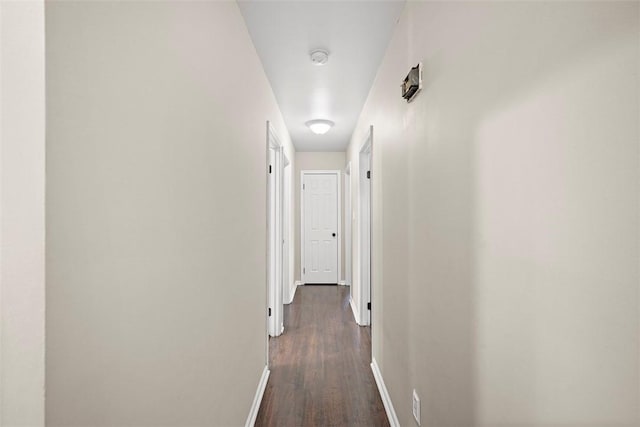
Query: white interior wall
[[347, 2, 640, 426], [294, 151, 346, 283], [0, 1, 46, 425], [45, 2, 293, 425]]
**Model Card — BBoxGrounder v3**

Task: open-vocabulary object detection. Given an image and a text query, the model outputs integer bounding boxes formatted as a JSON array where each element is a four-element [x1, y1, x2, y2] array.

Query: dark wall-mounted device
[[401, 63, 422, 102]]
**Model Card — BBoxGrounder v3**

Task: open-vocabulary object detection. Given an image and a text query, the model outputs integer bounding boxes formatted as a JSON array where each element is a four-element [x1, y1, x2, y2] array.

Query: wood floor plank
[[256, 286, 389, 427]]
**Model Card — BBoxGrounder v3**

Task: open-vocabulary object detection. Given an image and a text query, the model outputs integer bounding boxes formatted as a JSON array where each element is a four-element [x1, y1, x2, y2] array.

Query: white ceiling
[[238, 1, 405, 152]]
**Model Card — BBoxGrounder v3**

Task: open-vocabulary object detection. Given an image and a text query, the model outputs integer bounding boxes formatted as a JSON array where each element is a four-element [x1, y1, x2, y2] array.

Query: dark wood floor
[[256, 285, 389, 427]]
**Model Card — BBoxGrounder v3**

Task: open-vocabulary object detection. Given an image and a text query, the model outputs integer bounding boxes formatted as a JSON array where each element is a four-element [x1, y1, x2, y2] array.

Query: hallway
[[256, 286, 388, 427], [3, 1, 639, 425]]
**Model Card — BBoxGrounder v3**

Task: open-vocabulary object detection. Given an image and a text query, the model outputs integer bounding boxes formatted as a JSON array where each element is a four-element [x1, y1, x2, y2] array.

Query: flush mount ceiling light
[[310, 49, 329, 66], [306, 119, 334, 135]]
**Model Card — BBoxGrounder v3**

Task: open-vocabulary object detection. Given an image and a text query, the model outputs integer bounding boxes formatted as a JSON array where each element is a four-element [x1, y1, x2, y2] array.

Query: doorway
[[358, 127, 372, 326], [267, 122, 285, 338], [282, 155, 292, 304], [300, 170, 341, 284], [345, 163, 352, 288]]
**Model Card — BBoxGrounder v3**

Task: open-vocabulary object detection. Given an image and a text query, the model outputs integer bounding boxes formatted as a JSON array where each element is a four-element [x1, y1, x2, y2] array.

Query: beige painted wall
[[45, 2, 293, 425], [0, 1, 45, 425], [347, 1, 640, 426], [294, 152, 346, 283]]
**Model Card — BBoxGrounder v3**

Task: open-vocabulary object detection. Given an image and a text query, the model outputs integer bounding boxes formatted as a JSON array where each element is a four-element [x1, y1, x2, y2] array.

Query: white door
[[303, 173, 338, 284]]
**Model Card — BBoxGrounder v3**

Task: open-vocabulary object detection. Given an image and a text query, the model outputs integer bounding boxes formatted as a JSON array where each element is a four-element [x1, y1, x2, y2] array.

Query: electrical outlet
[[412, 389, 421, 425]]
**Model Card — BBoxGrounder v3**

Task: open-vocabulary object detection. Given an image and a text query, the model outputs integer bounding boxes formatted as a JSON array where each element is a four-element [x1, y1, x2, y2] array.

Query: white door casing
[[345, 163, 352, 288], [359, 129, 372, 326], [267, 122, 284, 338], [301, 171, 340, 284], [282, 154, 291, 306]]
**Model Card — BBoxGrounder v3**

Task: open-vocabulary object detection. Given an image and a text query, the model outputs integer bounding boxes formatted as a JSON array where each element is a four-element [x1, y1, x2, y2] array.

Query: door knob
[[332, 233, 336, 237]]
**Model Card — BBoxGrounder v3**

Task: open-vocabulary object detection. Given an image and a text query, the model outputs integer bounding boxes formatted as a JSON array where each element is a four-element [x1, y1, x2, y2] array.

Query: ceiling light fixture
[[310, 49, 329, 66], [306, 119, 334, 135]]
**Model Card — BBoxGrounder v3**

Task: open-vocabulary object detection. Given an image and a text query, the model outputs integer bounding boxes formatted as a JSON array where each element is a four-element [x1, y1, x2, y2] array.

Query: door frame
[[344, 162, 352, 288], [300, 170, 342, 285], [282, 153, 292, 304], [358, 127, 372, 326], [267, 121, 284, 338]]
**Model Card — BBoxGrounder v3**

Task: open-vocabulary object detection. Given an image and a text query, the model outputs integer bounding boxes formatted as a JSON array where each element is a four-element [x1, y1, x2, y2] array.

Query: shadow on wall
[[363, 1, 639, 426]]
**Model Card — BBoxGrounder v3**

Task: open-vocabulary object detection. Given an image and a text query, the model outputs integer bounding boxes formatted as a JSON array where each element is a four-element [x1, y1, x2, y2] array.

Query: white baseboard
[[338, 280, 346, 286], [286, 281, 300, 304], [245, 365, 270, 427], [349, 296, 361, 325], [371, 358, 400, 427], [295, 280, 304, 286]]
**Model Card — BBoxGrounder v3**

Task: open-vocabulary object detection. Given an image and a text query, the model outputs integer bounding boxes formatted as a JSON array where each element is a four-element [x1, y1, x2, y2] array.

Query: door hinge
[[303, 183, 305, 190], [366, 170, 371, 179], [268, 307, 272, 317], [367, 302, 371, 310], [269, 165, 272, 174], [303, 267, 305, 274]]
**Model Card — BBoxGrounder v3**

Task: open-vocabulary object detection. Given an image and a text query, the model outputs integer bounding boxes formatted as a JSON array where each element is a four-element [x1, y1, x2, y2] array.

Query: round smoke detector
[[310, 49, 329, 66]]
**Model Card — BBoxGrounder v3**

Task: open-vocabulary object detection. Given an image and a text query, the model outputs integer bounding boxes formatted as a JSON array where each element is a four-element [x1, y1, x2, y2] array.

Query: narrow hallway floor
[[256, 285, 389, 427]]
